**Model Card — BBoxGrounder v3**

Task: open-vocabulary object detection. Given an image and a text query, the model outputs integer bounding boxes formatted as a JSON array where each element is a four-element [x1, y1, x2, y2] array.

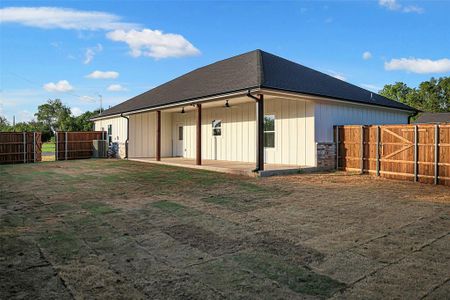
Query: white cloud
[[17, 110, 34, 122], [84, 43, 102, 64], [402, 5, 424, 13], [0, 7, 137, 30], [106, 29, 200, 59], [86, 70, 119, 79], [362, 51, 372, 60], [326, 70, 346, 81], [43, 80, 74, 92], [378, 0, 423, 13], [379, 0, 401, 10], [360, 84, 382, 92], [79, 95, 96, 102], [71, 107, 84, 117], [0, 7, 200, 59], [384, 57, 450, 74], [107, 84, 127, 92]]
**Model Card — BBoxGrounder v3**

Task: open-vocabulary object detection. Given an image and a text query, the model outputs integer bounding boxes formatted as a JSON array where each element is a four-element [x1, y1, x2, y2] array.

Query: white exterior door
[[174, 124, 184, 157]]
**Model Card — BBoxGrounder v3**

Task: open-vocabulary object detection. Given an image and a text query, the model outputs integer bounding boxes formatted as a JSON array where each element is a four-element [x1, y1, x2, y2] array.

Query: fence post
[[376, 126, 380, 176], [414, 125, 418, 182], [55, 132, 58, 161], [33, 132, 36, 163], [360, 125, 364, 174], [23, 132, 26, 163], [434, 125, 439, 185], [65, 132, 68, 160], [335, 126, 339, 170]]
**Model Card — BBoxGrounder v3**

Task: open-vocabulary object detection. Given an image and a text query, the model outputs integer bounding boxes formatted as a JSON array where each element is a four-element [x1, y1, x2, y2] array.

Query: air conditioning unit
[[92, 140, 108, 158]]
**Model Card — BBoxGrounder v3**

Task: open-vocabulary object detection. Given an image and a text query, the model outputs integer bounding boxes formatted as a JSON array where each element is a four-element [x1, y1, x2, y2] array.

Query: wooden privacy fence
[[0, 132, 42, 164], [335, 124, 450, 186], [56, 131, 107, 160]]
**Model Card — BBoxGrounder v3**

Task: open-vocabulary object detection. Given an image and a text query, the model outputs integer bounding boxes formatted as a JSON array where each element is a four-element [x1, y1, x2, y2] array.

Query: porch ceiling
[[161, 95, 255, 113]]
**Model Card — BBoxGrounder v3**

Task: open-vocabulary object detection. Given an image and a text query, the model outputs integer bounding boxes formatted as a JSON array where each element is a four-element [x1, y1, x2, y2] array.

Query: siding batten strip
[[414, 125, 418, 182], [434, 124, 439, 185]]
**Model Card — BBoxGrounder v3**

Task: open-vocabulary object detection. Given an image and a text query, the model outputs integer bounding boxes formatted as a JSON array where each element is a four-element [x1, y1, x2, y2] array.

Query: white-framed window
[[264, 115, 275, 148], [212, 120, 222, 136]]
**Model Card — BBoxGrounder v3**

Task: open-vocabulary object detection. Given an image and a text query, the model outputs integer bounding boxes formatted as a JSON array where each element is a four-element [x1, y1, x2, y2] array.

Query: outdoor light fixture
[[181, 107, 185, 114], [225, 100, 230, 108]]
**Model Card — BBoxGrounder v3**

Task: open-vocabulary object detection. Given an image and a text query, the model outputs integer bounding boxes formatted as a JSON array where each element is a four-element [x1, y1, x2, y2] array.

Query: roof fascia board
[[90, 113, 122, 121], [121, 88, 262, 116], [259, 88, 415, 114]]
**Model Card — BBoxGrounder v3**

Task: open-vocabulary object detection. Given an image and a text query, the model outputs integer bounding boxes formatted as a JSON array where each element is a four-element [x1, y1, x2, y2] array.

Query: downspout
[[246, 90, 260, 102], [408, 110, 420, 124], [120, 113, 129, 159]]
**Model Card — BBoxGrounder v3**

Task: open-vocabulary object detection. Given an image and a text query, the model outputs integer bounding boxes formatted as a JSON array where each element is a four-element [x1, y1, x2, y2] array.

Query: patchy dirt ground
[[0, 159, 449, 299]]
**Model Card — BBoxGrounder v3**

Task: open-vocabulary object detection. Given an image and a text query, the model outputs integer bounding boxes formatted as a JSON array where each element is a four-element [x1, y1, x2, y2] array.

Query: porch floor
[[129, 157, 305, 177]]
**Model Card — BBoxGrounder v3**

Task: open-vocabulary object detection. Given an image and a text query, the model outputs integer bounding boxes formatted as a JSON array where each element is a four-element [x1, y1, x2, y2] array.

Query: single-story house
[[413, 112, 450, 124], [92, 49, 416, 174]]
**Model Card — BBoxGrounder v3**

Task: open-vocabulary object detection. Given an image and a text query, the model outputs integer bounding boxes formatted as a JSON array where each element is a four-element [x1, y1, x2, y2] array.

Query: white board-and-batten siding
[[128, 112, 172, 158], [170, 98, 315, 166], [94, 117, 128, 143], [314, 100, 410, 143], [94, 96, 411, 166], [94, 117, 128, 158]]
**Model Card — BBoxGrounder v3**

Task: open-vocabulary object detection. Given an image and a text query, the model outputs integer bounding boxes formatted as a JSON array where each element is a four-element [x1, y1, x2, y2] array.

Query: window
[[107, 124, 113, 145], [212, 120, 222, 136], [264, 115, 275, 148], [178, 126, 183, 141]]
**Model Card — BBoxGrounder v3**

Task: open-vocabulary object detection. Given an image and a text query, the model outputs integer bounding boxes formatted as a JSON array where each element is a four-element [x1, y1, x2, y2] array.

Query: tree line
[[0, 99, 100, 141], [379, 77, 449, 113]]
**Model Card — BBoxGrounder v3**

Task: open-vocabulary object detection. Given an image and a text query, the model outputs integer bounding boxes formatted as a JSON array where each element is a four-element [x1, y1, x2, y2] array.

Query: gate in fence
[[55, 131, 107, 160], [0, 132, 42, 164], [335, 124, 450, 186]]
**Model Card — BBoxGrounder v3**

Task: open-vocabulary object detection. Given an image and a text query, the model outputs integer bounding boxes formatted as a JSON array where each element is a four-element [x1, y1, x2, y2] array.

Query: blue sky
[[1, 0, 449, 122]]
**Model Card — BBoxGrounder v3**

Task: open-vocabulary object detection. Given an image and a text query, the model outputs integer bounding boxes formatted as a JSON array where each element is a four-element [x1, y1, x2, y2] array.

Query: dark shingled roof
[[413, 112, 450, 124], [97, 50, 415, 118]]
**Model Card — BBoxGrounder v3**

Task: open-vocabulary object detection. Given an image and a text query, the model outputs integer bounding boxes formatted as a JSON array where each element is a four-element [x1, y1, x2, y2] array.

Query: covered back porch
[[126, 91, 316, 175]]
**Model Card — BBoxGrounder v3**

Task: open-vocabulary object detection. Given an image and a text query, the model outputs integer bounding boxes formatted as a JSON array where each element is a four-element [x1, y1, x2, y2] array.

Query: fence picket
[[335, 124, 450, 186]]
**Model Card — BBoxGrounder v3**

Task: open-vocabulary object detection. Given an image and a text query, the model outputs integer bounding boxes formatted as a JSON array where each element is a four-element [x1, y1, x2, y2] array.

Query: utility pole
[[13, 115, 16, 131], [99, 94, 103, 113]]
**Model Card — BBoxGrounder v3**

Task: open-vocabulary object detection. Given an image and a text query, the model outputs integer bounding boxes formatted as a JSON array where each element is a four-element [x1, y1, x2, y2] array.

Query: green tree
[[379, 82, 413, 104], [35, 99, 74, 140], [35, 99, 74, 131], [72, 110, 100, 131], [0, 115, 12, 131], [379, 77, 450, 113]]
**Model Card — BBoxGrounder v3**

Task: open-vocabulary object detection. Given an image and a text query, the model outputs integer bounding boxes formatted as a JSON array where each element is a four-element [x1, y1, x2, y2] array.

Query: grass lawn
[[42, 142, 55, 153], [0, 159, 449, 299]]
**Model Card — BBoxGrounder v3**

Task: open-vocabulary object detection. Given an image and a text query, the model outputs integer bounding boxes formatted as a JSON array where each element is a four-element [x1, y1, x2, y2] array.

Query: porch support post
[[196, 104, 202, 165], [256, 94, 264, 171], [156, 110, 161, 161]]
